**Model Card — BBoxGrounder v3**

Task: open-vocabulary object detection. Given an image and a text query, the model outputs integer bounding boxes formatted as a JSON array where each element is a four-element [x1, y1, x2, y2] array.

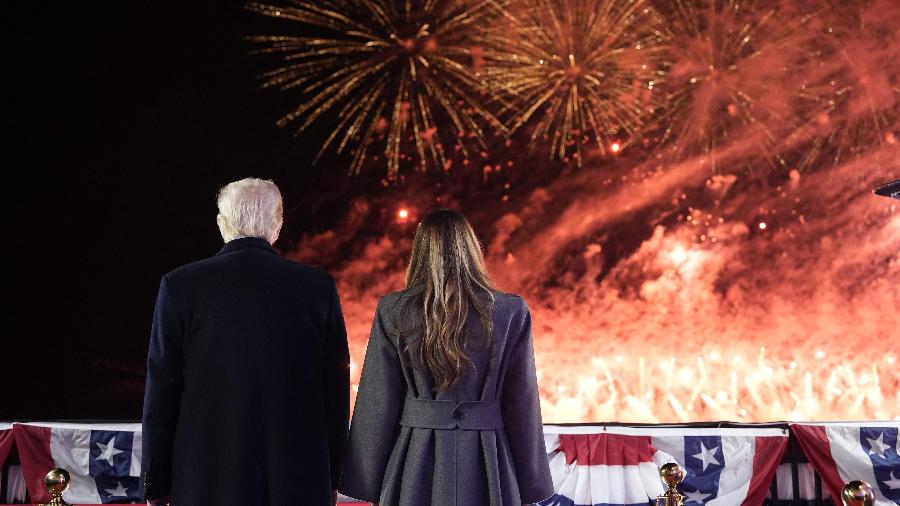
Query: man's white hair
[[216, 178, 283, 244]]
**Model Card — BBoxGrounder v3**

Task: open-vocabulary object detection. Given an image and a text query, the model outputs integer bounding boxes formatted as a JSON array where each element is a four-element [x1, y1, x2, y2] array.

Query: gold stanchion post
[[38, 468, 73, 506], [656, 462, 686, 506], [841, 480, 876, 506]]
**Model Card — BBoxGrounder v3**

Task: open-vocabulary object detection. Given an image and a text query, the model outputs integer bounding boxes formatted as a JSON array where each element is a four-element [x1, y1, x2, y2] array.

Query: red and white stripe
[[544, 429, 664, 505]]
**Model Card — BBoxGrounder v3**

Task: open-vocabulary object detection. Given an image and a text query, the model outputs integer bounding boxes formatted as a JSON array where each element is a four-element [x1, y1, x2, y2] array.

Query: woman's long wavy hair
[[401, 209, 497, 391]]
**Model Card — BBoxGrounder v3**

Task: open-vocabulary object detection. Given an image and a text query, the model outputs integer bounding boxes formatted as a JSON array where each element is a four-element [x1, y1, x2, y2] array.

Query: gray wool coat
[[339, 291, 554, 506]]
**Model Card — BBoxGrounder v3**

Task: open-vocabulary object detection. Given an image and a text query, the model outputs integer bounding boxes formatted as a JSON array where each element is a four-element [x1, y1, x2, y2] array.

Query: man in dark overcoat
[[140, 178, 349, 505]]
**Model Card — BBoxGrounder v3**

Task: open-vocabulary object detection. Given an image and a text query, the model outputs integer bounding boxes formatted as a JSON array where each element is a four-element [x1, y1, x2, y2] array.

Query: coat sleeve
[[140, 275, 185, 500], [338, 299, 405, 503], [323, 276, 351, 490], [501, 301, 554, 504]]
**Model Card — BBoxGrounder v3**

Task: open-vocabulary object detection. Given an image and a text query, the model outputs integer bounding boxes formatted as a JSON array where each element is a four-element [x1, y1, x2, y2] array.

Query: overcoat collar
[[216, 236, 279, 256]]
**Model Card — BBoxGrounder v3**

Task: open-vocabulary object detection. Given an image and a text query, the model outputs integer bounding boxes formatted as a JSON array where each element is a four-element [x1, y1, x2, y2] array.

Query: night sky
[[7, 0, 359, 420], [7, 0, 898, 423]]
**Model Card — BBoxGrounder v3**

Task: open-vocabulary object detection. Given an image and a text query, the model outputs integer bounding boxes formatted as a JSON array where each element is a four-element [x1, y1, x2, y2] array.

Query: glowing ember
[[398, 208, 409, 220], [759, 222, 767, 230], [610, 143, 622, 154]]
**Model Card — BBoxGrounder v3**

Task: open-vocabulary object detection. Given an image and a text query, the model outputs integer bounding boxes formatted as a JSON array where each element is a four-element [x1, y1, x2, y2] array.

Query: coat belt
[[399, 398, 504, 430]]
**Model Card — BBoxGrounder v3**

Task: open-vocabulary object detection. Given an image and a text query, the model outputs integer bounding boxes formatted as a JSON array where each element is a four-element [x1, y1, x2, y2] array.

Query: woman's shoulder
[[491, 290, 526, 305], [489, 291, 529, 318], [375, 288, 418, 314]]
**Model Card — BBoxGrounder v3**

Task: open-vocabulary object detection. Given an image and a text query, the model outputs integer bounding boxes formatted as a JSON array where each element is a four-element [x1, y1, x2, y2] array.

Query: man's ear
[[269, 222, 283, 245], [216, 214, 229, 242]]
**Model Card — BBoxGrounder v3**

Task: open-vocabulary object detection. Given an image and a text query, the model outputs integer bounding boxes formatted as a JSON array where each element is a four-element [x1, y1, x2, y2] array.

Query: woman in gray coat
[[339, 209, 554, 506]]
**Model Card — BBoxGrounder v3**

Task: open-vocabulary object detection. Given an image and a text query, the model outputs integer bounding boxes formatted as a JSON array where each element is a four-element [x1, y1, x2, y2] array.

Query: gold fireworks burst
[[651, 0, 821, 173], [788, 0, 900, 170], [479, 0, 668, 166], [246, 0, 506, 178]]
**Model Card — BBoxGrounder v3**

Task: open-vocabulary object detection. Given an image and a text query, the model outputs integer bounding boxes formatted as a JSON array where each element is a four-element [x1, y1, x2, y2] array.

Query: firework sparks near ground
[[480, 0, 667, 166], [246, 0, 506, 177]]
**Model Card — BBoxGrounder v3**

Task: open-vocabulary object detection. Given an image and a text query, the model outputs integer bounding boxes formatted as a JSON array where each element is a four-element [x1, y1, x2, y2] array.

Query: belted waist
[[399, 398, 504, 430]]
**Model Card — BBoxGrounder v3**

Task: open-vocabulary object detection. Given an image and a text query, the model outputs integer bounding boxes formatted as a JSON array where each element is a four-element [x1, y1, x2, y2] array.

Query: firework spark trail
[[479, 0, 668, 166], [247, 0, 508, 177]]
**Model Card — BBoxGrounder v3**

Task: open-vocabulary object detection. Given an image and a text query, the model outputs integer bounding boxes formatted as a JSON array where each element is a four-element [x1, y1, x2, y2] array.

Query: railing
[[24, 465, 880, 506], [2, 420, 897, 505]]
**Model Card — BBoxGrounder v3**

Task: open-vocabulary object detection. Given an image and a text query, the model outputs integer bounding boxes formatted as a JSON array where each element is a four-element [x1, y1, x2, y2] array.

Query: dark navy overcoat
[[140, 237, 350, 505], [339, 291, 554, 506]]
